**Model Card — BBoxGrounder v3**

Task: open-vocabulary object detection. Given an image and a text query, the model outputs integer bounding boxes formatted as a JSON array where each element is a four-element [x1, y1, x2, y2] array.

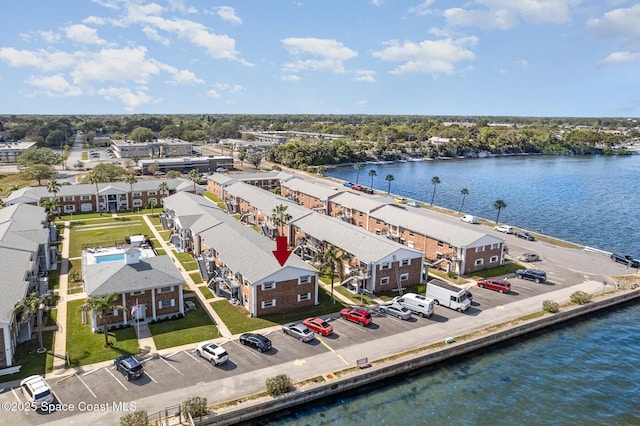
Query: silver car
[[282, 322, 315, 342], [518, 252, 540, 262], [380, 302, 413, 320]]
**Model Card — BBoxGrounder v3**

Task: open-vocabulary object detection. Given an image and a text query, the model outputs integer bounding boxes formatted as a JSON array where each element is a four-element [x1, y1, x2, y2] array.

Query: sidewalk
[[51, 221, 71, 375]]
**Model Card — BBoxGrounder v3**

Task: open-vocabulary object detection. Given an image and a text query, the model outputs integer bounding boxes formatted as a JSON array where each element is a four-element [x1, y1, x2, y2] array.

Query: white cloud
[[206, 89, 221, 98], [91, 0, 120, 10], [169, 69, 204, 85], [408, 0, 435, 16], [514, 59, 528, 70], [70, 46, 163, 86], [281, 74, 301, 81], [0, 48, 75, 71], [39, 31, 62, 43], [281, 37, 357, 74], [587, 4, 640, 45], [372, 37, 478, 75], [214, 82, 244, 93], [597, 51, 640, 67], [26, 75, 82, 96], [216, 6, 242, 25], [167, 0, 198, 14], [97, 86, 156, 111], [142, 26, 171, 46], [352, 70, 376, 82], [371, 0, 383, 6], [83, 16, 106, 26], [65, 24, 106, 45], [356, 99, 368, 107], [444, 7, 518, 30]]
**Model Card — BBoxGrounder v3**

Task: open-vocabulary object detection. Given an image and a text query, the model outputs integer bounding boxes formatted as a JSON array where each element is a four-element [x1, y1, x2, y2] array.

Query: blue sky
[[0, 0, 638, 117]]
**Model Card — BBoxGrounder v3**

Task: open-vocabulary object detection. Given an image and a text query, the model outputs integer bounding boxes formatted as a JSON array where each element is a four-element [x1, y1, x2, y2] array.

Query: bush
[[266, 374, 294, 397], [120, 411, 148, 426], [182, 396, 209, 419], [570, 291, 592, 305], [542, 300, 560, 313]]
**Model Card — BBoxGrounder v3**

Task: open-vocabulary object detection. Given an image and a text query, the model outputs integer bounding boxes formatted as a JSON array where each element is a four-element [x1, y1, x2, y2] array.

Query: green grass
[[4, 331, 56, 380], [59, 212, 109, 220], [471, 263, 524, 279], [159, 230, 172, 242], [377, 283, 428, 301], [149, 299, 219, 349], [334, 285, 377, 305], [204, 191, 225, 209], [198, 285, 214, 299], [68, 258, 83, 286], [189, 271, 203, 284], [156, 248, 167, 256], [48, 267, 60, 290], [68, 216, 153, 257], [172, 250, 199, 271], [146, 214, 161, 226], [66, 299, 139, 367]]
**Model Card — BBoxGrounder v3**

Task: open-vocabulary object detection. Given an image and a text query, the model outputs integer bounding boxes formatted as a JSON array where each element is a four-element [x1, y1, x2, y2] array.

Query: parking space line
[[185, 350, 212, 371], [10, 388, 22, 402], [145, 371, 158, 384], [318, 337, 351, 367], [160, 356, 185, 376], [104, 367, 128, 391], [74, 373, 97, 399], [231, 341, 263, 360], [82, 368, 100, 377], [164, 351, 180, 359]]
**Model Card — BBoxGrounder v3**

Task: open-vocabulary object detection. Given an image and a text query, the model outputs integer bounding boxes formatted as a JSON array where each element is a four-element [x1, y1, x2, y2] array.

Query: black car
[[610, 253, 640, 268], [515, 269, 547, 283], [114, 355, 144, 381], [516, 231, 535, 241], [239, 333, 272, 353]]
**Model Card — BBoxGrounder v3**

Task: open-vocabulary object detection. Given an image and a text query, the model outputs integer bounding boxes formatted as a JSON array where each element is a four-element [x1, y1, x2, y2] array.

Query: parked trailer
[[426, 279, 471, 312]]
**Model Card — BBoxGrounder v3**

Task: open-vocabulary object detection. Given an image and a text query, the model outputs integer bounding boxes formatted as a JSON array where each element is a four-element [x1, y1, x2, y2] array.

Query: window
[[400, 273, 409, 281], [64, 205, 75, 213], [63, 196, 74, 202], [298, 293, 311, 302], [358, 212, 363, 217], [81, 203, 93, 212], [147, 190, 157, 195], [261, 299, 276, 309], [409, 231, 415, 237], [159, 299, 175, 309], [130, 291, 144, 296], [133, 200, 143, 207], [408, 241, 414, 249], [438, 240, 444, 247], [262, 282, 275, 291], [380, 277, 390, 285], [401, 259, 410, 266], [299, 276, 310, 284], [491, 243, 500, 250], [475, 246, 485, 253], [81, 195, 91, 201], [132, 191, 142, 197], [380, 262, 391, 270], [376, 219, 381, 225], [490, 256, 499, 263], [158, 286, 174, 294], [475, 259, 484, 266], [375, 229, 381, 235]]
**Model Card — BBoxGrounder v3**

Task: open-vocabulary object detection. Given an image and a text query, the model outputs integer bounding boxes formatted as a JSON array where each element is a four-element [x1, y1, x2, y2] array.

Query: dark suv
[[610, 253, 640, 268], [114, 355, 144, 381], [515, 269, 547, 283]]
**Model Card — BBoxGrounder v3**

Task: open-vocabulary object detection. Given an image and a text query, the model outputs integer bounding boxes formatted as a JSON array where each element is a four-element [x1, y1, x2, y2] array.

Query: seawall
[[201, 287, 640, 425]]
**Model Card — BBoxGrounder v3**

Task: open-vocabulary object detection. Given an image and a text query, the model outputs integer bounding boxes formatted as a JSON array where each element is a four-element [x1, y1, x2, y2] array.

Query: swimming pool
[[95, 253, 126, 264]]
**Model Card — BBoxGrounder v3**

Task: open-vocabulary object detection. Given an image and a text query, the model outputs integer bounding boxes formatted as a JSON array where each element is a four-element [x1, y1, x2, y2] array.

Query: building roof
[[370, 205, 502, 247], [282, 178, 344, 200], [291, 213, 423, 264], [329, 191, 388, 212], [225, 182, 311, 222], [84, 255, 185, 296]]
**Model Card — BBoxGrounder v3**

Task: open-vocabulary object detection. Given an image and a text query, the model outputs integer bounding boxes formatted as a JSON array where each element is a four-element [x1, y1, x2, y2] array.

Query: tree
[[385, 174, 395, 195], [272, 204, 292, 237], [14, 292, 51, 353], [79, 293, 124, 347], [181, 396, 209, 420], [187, 169, 200, 193], [87, 171, 102, 213], [368, 169, 377, 189], [166, 170, 181, 179], [247, 152, 263, 169], [62, 145, 71, 170], [124, 174, 137, 210], [147, 162, 160, 176], [237, 147, 247, 167], [119, 410, 148, 426], [20, 164, 56, 185], [313, 244, 349, 304], [129, 127, 154, 142], [458, 188, 469, 213], [40, 197, 61, 221], [493, 199, 507, 224], [91, 163, 125, 182], [158, 180, 169, 201], [148, 198, 157, 214], [429, 176, 441, 206], [47, 178, 61, 199], [18, 147, 63, 168], [353, 162, 363, 185]]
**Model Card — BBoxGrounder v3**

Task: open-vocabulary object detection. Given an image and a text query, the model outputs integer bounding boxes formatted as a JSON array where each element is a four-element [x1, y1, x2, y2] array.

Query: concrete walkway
[[51, 221, 71, 374]]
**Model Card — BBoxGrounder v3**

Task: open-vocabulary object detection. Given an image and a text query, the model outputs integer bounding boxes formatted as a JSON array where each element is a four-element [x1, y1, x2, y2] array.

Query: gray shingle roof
[[225, 182, 311, 221], [329, 191, 388, 212], [282, 178, 344, 200]]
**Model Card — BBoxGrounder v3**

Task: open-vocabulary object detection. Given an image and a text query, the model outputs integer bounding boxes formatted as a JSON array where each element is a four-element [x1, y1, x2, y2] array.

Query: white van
[[392, 293, 435, 318], [460, 214, 478, 224]]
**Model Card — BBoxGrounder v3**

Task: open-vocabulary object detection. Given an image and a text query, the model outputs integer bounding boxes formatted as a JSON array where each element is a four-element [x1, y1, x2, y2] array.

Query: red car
[[351, 184, 364, 191], [303, 317, 334, 336], [477, 278, 511, 294], [340, 308, 372, 326]]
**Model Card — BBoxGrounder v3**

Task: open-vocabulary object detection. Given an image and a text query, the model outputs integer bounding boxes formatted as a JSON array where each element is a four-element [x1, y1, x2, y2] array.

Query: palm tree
[[46, 178, 61, 199], [313, 244, 350, 304], [40, 197, 61, 221], [272, 204, 292, 237], [353, 162, 363, 185], [368, 169, 377, 190], [188, 169, 200, 193], [79, 293, 124, 347], [459, 188, 469, 213], [149, 198, 157, 214], [124, 173, 137, 210], [158, 181, 169, 203], [385, 174, 395, 195], [87, 171, 102, 213], [493, 199, 507, 224], [14, 292, 51, 353], [430, 176, 441, 206]]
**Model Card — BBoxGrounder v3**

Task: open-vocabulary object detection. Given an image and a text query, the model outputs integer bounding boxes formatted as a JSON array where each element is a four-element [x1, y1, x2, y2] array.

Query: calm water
[[259, 155, 640, 425]]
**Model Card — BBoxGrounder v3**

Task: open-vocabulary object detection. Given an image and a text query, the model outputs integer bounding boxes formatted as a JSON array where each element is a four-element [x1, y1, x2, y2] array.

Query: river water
[[258, 155, 640, 426]]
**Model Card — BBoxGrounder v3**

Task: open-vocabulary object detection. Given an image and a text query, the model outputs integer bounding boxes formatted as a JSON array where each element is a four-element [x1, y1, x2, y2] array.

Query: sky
[[0, 0, 638, 117]]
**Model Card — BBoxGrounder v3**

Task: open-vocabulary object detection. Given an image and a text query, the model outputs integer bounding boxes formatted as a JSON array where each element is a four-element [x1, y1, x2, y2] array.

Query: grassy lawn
[[189, 271, 203, 284], [59, 212, 109, 221], [470, 262, 524, 279], [68, 258, 83, 289], [159, 230, 172, 242], [0, 171, 38, 190], [334, 285, 377, 305], [68, 216, 153, 257], [149, 299, 219, 350], [204, 191, 226, 209], [4, 331, 56, 380], [198, 285, 214, 299], [156, 248, 167, 256], [66, 299, 139, 367], [211, 288, 346, 335], [48, 268, 60, 291], [377, 283, 428, 301], [172, 250, 199, 271], [428, 269, 470, 285], [146, 214, 161, 226]]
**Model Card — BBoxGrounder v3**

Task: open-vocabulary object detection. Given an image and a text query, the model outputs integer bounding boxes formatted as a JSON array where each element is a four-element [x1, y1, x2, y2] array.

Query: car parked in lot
[[20, 375, 54, 410], [516, 231, 535, 241], [282, 322, 315, 342], [114, 355, 144, 381], [515, 269, 547, 283], [610, 253, 640, 268], [494, 225, 513, 234], [303, 317, 333, 336], [518, 252, 540, 262], [477, 278, 511, 293], [340, 308, 372, 326], [380, 302, 412, 320], [239, 333, 272, 352], [195, 342, 229, 365]]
